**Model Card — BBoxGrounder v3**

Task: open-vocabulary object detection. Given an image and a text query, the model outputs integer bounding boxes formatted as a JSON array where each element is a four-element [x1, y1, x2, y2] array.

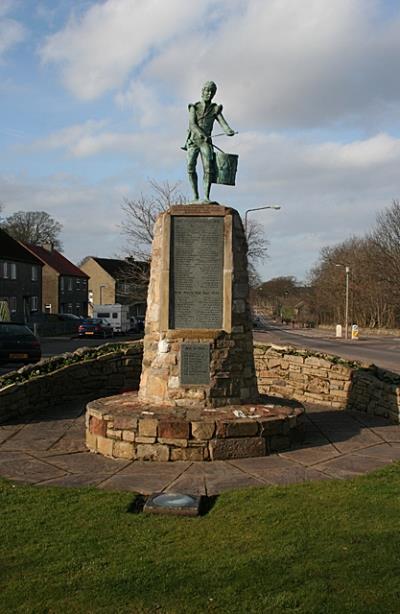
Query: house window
[[76, 279, 80, 289], [82, 279, 87, 289], [67, 303, 73, 313], [10, 263, 17, 279], [60, 278, 64, 292], [9, 296, 17, 312], [30, 296, 38, 311], [31, 265, 38, 281], [1, 262, 9, 279], [68, 278, 73, 291], [76, 303, 81, 314]]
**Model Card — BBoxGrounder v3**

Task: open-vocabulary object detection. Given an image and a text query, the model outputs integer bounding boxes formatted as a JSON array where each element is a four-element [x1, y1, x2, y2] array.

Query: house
[[0, 228, 43, 322], [80, 257, 148, 317], [23, 243, 89, 317]]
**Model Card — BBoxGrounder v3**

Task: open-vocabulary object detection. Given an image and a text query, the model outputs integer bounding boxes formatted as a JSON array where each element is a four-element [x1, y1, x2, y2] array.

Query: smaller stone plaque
[[180, 343, 210, 386]]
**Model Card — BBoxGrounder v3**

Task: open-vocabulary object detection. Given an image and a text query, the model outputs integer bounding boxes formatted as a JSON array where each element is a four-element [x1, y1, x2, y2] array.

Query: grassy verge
[[1, 466, 400, 613]]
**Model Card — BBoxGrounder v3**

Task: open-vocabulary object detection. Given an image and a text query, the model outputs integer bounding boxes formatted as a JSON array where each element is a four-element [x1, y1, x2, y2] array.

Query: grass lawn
[[1, 466, 400, 614]]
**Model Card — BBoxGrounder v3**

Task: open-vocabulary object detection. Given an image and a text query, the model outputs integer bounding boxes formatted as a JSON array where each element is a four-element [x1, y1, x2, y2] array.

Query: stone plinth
[[86, 392, 305, 461], [138, 204, 258, 407]]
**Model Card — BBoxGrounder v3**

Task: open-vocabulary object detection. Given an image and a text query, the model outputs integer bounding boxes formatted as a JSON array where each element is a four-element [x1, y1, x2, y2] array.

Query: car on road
[[0, 322, 41, 365], [78, 318, 114, 338]]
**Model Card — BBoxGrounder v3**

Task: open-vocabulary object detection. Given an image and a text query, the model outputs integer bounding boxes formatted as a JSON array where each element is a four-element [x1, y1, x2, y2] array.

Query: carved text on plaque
[[170, 216, 224, 329], [180, 343, 210, 385]]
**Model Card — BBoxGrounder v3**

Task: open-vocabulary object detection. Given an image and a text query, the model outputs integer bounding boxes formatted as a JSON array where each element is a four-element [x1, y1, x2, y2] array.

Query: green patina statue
[[182, 81, 236, 203]]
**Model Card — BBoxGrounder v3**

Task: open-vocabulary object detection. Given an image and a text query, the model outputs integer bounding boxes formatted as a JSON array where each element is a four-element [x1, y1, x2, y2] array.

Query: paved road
[[254, 321, 400, 374]]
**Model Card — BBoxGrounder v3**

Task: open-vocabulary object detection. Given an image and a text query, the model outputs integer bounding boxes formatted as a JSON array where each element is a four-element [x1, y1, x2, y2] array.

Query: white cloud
[[147, 0, 400, 129], [39, 0, 222, 100], [0, 0, 26, 58]]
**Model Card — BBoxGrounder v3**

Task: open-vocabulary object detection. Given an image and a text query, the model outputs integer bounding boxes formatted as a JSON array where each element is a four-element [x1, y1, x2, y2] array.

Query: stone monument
[[85, 83, 304, 461], [138, 204, 258, 406]]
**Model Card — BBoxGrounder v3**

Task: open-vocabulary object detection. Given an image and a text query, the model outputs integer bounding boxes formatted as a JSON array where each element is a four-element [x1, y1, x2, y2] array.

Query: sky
[[1, 0, 400, 283]]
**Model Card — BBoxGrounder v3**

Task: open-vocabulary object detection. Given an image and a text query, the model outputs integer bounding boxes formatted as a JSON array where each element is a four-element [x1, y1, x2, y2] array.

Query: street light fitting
[[244, 205, 281, 233]]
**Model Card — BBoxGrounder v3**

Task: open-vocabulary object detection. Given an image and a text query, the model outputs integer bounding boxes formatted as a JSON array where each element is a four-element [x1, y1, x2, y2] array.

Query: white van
[[93, 304, 130, 334]]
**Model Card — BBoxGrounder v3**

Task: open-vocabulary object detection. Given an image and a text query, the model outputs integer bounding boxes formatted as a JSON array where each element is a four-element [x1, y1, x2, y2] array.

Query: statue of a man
[[183, 81, 235, 202]]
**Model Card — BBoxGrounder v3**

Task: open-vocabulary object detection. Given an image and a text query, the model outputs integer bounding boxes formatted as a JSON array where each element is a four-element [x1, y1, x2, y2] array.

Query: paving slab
[[36, 451, 130, 474], [313, 454, 389, 479], [0, 423, 72, 452], [353, 443, 400, 462], [36, 473, 111, 488], [0, 426, 25, 445], [262, 466, 332, 486], [320, 429, 383, 454], [165, 473, 207, 496], [1, 402, 400, 494], [280, 443, 341, 466], [0, 452, 66, 484]]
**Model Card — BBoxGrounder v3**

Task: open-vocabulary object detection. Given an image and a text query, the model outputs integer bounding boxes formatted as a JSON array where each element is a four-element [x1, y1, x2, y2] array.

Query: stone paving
[[1, 400, 400, 495]]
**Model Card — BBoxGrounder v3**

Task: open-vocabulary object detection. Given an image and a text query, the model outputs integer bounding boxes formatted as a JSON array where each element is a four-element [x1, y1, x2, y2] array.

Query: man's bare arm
[[216, 111, 235, 136]]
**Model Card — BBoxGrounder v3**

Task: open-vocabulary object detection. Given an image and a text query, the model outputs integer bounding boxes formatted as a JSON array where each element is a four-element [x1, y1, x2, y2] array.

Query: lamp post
[[244, 205, 281, 234], [335, 264, 350, 340]]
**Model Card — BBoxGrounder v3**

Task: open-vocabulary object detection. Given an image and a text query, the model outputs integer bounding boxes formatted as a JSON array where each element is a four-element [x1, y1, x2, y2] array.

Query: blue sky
[[1, 0, 400, 282]]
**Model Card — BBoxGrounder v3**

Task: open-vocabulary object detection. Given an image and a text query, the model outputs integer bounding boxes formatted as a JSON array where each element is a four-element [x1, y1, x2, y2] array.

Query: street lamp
[[334, 264, 350, 340], [244, 205, 281, 233]]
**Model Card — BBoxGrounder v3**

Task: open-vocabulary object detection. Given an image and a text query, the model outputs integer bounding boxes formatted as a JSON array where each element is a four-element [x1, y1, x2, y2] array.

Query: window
[[31, 265, 38, 281], [9, 296, 17, 312], [76, 303, 81, 314], [76, 279, 80, 289], [68, 278, 73, 291], [30, 296, 38, 311], [1, 262, 9, 279], [112, 312, 118, 319], [60, 278, 64, 292], [10, 263, 17, 279], [82, 279, 87, 288], [97, 312, 110, 318], [67, 303, 73, 313]]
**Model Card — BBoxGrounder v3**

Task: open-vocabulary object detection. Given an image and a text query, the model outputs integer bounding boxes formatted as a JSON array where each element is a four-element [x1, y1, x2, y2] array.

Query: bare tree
[[120, 179, 269, 288], [121, 180, 187, 261], [2, 210, 63, 250], [370, 199, 400, 300], [308, 234, 398, 328]]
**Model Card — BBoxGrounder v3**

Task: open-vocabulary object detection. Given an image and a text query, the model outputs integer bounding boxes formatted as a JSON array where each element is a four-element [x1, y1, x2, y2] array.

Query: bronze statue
[[183, 81, 236, 202]]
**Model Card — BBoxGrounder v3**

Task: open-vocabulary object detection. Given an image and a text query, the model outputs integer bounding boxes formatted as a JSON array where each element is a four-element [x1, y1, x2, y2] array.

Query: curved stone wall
[[1, 341, 399, 425]]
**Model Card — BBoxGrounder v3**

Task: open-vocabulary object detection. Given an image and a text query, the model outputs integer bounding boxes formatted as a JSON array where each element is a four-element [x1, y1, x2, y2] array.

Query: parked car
[[0, 322, 41, 365], [78, 318, 114, 338]]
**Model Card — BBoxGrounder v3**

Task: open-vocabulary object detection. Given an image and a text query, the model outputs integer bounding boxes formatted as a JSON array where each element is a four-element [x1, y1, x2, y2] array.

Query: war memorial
[[85, 81, 305, 462]]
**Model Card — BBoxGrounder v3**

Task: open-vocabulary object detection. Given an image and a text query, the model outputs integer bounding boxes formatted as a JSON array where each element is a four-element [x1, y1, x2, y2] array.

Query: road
[[1, 325, 399, 378], [254, 320, 400, 374]]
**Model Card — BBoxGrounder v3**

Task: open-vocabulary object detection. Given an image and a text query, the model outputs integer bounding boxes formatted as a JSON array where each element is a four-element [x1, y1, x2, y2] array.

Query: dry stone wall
[[255, 343, 400, 423], [1, 340, 399, 424], [0, 343, 143, 423]]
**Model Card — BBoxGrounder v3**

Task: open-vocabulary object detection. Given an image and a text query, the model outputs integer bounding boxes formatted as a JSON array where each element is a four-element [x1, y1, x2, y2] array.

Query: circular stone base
[[86, 392, 305, 462]]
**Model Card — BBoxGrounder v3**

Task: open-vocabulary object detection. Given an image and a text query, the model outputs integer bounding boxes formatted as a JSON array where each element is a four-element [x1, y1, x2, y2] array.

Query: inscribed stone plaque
[[180, 343, 210, 385], [169, 216, 224, 329]]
